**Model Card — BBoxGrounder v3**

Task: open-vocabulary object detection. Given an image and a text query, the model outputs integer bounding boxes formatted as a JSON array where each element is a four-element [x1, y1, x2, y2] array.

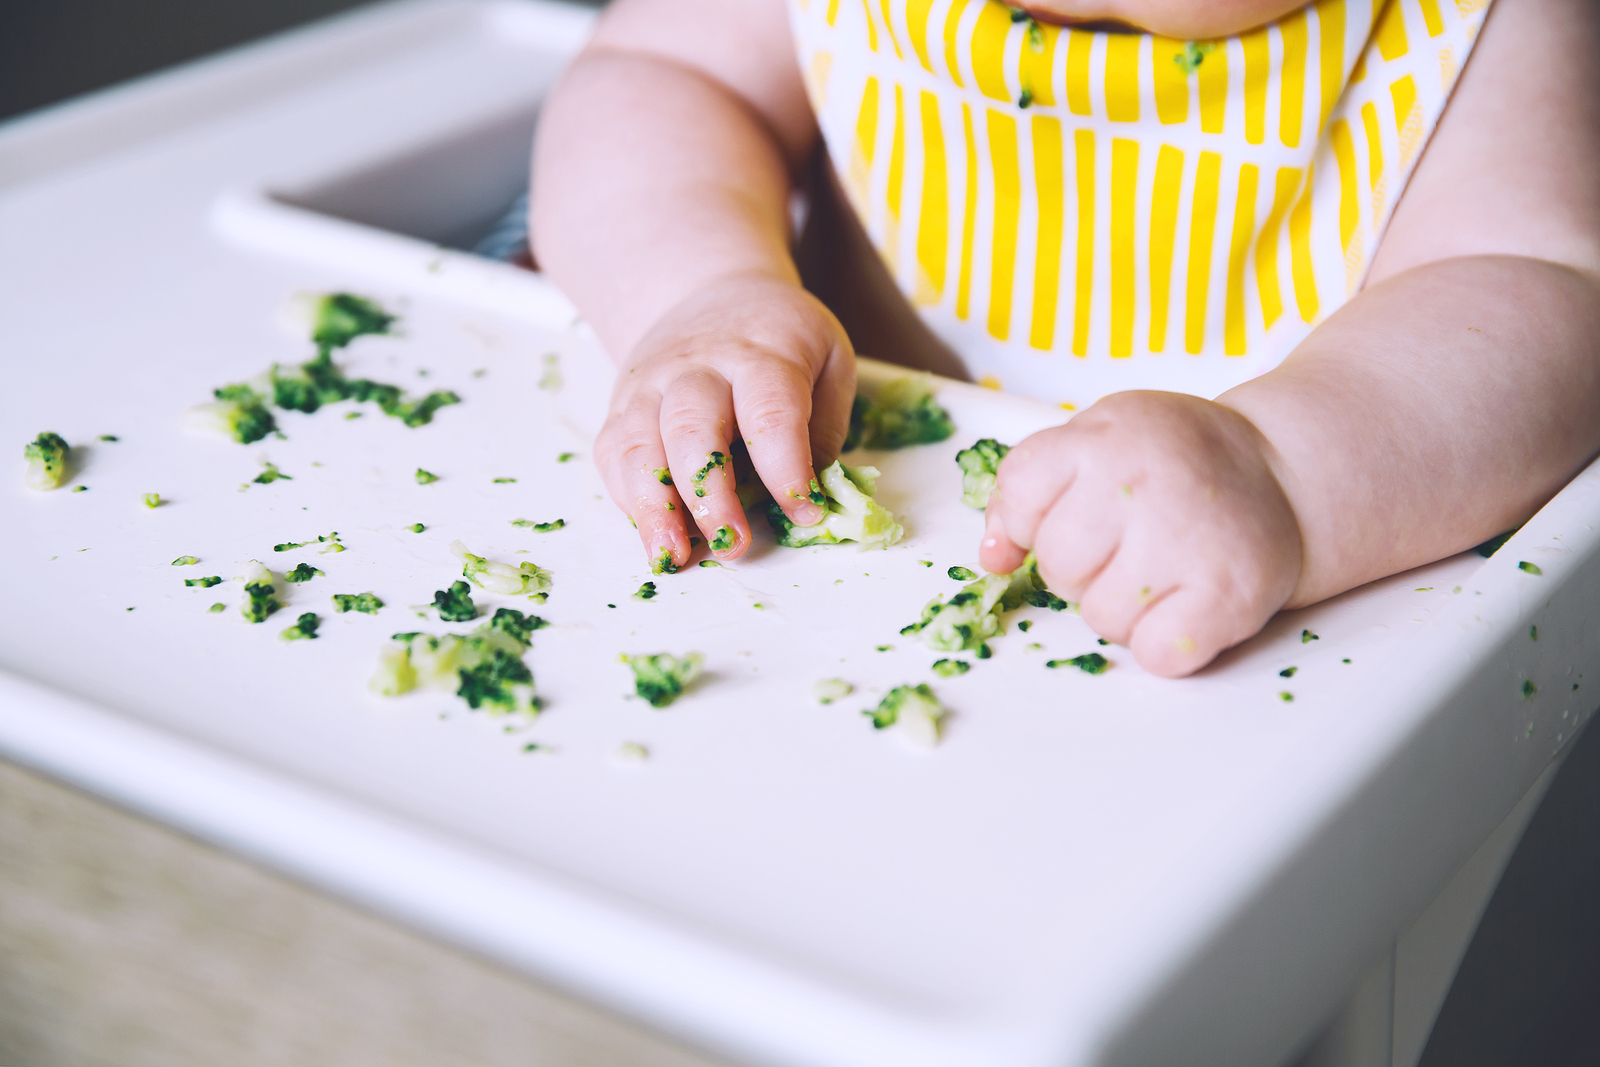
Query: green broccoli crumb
[[240, 562, 281, 623], [634, 582, 657, 600], [1301, 629, 1319, 643], [932, 658, 970, 677], [1522, 679, 1538, 699], [1531, 625, 1538, 641], [254, 462, 292, 485], [409, 523, 425, 533], [621, 651, 704, 708], [650, 549, 680, 576], [654, 468, 673, 485], [1017, 620, 1031, 633], [492, 477, 517, 484], [948, 566, 977, 581], [1518, 561, 1542, 575], [23, 432, 70, 490], [1097, 638, 1110, 645], [709, 525, 735, 552], [143, 493, 162, 508], [332, 592, 385, 614], [72, 485, 88, 492], [919, 560, 934, 567], [1174, 40, 1214, 74], [1017, 87, 1034, 108], [311, 292, 395, 351], [690, 452, 727, 497], [1280, 666, 1297, 678], [1046, 653, 1109, 674], [698, 560, 721, 568], [171, 556, 200, 566], [558, 452, 575, 463], [99, 435, 119, 442], [209, 603, 226, 613], [807, 479, 826, 506], [415, 468, 439, 484], [281, 612, 321, 641], [765, 462, 903, 549], [1279, 691, 1294, 703], [285, 562, 323, 583], [184, 576, 223, 588]]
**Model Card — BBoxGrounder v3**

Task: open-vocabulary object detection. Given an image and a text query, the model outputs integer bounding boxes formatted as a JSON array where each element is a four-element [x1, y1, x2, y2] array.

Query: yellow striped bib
[[790, 0, 1491, 408]]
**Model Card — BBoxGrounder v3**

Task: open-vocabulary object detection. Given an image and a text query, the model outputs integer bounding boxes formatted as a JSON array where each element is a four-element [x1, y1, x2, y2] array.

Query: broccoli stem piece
[[621, 652, 704, 708]]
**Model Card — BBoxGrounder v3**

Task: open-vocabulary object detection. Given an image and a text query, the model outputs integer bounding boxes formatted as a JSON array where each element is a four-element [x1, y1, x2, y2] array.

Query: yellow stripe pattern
[[792, 0, 1492, 405]]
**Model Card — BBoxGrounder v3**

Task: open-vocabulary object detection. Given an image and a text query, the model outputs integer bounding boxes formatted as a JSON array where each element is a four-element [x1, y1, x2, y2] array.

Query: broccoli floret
[[432, 580, 478, 622], [240, 561, 281, 623], [370, 613, 542, 716], [284, 562, 322, 583], [861, 683, 947, 746], [843, 374, 955, 451], [332, 592, 384, 614], [651, 549, 680, 575], [634, 581, 657, 600], [1046, 653, 1109, 674], [23, 432, 70, 490], [450, 540, 552, 599], [415, 468, 440, 484], [814, 678, 854, 704], [185, 575, 223, 588], [690, 452, 727, 498], [709, 525, 735, 552], [307, 292, 396, 352], [487, 607, 547, 643], [183, 382, 280, 444], [955, 438, 1011, 509], [281, 612, 321, 640], [764, 461, 903, 549], [621, 652, 705, 708], [931, 658, 970, 677]]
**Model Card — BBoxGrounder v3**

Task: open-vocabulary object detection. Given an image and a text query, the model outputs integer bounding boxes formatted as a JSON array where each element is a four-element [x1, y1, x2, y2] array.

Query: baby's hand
[[594, 271, 855, 570], [979, 392, 1303, 677]]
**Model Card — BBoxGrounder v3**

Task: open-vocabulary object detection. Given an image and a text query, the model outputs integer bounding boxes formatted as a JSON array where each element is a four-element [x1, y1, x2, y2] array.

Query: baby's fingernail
[[794, 504, 824, 526]]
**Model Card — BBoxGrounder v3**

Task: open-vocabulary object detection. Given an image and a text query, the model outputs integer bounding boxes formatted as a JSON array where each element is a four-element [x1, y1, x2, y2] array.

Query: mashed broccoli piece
[[1047, 653, 1109, 674], [240, 561, 281, 623], [432, 580, 478, 622], [450, 541, 552, 600], [332, 592, 384, 614], [23, 432, 70, 490], [415, 468, 440, 484], [690, 452, 727, 498], [709, 525, 735, 552], [900, 561, 1052, 653], [764, 461, 903, 549], [370, 608, 544, 716], [307, 292, 395, 352], [634, 581, 657, 600], [184, 575, 222, 588], [281, 612, 320, 641], [254, 462, 292, 485], [143, 493, 162, 509], [622, 652, 704, 708], [183, 385, 278, 444], [651, 548, 680, 575], [862, 683, 947, 746], [284, 562, 322, 583], [931, 658, 970, 677], [171, 555, 200, 566], [955, 438, 1011, 509], [843, 374, 955, 451], [814, 678, 853, 704], [511, 518, 565, 532]]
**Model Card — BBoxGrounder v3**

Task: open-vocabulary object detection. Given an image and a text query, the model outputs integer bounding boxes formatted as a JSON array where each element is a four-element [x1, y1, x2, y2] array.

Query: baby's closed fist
[[979, 391, 1303, 677]]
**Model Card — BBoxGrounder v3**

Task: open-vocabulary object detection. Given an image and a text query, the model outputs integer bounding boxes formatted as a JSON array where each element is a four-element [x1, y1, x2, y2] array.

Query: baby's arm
[[532, 0, 848, 568], [983, 0, 1600, 676]]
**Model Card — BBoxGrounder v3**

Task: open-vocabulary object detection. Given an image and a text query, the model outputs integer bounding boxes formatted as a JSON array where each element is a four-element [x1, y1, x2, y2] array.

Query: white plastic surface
[[2, 4, 1598, 1066]]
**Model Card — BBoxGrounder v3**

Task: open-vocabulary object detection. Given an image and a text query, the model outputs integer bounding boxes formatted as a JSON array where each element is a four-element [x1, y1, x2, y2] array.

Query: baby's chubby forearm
[[531, 0, 856, 568], [1224, 255, 1600, 607]]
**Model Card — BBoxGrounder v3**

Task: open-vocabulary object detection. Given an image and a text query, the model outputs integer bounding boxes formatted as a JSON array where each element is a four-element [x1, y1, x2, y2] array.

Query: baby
[[530, 0, 1600, 676]]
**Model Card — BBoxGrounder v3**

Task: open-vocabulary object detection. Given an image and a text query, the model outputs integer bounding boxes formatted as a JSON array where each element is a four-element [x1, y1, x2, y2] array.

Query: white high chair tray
[[2, 3, 1596, 1066]]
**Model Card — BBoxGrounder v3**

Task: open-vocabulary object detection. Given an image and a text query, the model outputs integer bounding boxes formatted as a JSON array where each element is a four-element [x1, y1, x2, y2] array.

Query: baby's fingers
[[1125, 587, 1258, 678], [596, 391, 691, 572], [660, 368, 751, 559], [732, 360, 826, 526]]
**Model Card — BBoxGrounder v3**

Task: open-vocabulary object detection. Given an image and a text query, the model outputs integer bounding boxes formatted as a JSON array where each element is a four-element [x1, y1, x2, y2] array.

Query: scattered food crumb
[[1280, 666, 1297, 678], [143, 493, 162, 508], [415, 468, 439, 484], [332, 592, 384, 614], [558, 452, 575, 463], [1047, 653, 1109, 674], [698, 560, 721, 568], [876, 645, 893, 652], [621, 652, 703, 707], [184, 576, 223, 588], [1518, 561, 1542, 575], [1301, 629, 1319, 643], [493, 477, 517, 484], [254, 461, 292, 485], [932, 658, 970, 677], [634, 582, 657, 600], [1097, 637, 1110, 646], [1279, 691, 1294, 702], [409, 523, 425, 533], [98, 434, 118, 442], [918, 560, 934, 567], [948, 566, 977, 581], [71, 486, 88, 492], [209, 603, 226, 613], [171, 555, 199, 566], [814, 678, 853, 704], [614, 741, 649, 764], [1522, 680, 1537, 699], [1018, 620, 1032, 633], [1531, 625, 1538, 641], [281, 612, 320, 641]]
